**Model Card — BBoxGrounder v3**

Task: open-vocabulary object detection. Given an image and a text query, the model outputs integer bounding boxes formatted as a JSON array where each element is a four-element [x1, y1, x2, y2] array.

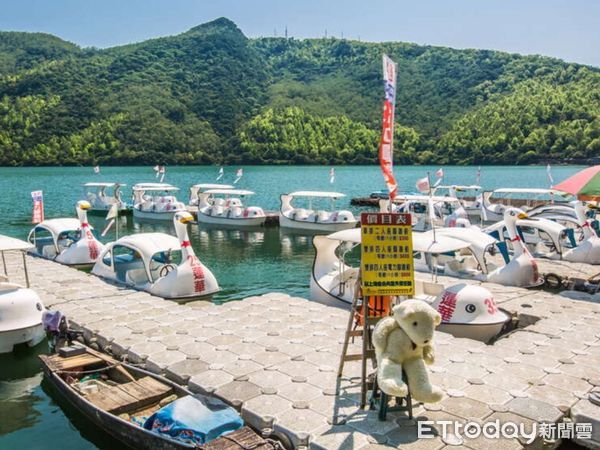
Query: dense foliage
[[0, 18, 598, 166]]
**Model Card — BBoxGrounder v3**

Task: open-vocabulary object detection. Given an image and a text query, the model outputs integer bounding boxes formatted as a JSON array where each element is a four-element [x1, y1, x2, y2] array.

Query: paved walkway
[[7, 253, 600, 449]]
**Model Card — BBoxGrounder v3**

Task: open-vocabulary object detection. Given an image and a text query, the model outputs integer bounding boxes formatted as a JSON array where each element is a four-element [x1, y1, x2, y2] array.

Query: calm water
[[0, 165, 584, 449]]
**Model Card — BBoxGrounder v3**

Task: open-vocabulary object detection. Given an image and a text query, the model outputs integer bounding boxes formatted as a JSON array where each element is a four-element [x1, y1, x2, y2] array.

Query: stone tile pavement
[[5, 253, 600, 449]]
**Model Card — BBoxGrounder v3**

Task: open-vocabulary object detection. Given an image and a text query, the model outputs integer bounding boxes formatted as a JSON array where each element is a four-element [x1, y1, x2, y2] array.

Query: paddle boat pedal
[[369, 370, 413, 421]]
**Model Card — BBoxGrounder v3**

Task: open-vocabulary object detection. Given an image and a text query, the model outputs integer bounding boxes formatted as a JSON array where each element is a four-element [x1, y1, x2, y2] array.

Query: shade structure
[[553, 165, 600, 200]]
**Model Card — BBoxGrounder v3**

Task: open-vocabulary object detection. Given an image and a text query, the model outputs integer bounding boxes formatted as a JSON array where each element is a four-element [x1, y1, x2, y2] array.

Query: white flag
[[216, 167, 224, 181], [93, 165, 100, 174], [106, 203, 119, 220], [546, 164, 554, 186], [234, 168, 243, 184], [329, 168, 335, 184], [416, 176, 430, 193], [153, 165, 160, 178]]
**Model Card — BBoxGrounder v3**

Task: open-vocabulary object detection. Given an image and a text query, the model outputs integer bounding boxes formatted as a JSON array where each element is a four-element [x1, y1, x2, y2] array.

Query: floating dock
[[7, 252, 600, 449]]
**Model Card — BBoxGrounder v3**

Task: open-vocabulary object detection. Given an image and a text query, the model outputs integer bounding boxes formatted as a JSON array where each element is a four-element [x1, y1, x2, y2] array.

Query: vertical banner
[[360, 212, 414, 296], [31, 190, 44, 224], [379, 54, 398, 201]]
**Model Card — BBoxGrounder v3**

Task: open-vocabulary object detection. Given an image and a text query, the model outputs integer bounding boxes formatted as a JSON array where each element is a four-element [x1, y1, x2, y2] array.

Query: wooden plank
[[118, 377, 171, 402], [85, 347, 135, 382], [135, 376, 171, 395], [86, 377, 172, 415], [342, 350, 375, 362], [86, 385, 139, 414], [48, 354, 104, 371], [202, 427, 271, 450]]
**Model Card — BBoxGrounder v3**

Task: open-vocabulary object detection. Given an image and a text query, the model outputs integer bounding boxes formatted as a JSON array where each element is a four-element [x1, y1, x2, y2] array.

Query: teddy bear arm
[[422, 344, 435, 365]]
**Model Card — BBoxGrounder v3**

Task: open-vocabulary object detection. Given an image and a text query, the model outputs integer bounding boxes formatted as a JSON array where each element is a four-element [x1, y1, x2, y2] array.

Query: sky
[[1, 0, 598, 66]]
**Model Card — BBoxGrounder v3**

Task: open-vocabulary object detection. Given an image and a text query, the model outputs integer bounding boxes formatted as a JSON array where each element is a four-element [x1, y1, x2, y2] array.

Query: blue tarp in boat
[[143, 395, 243, 445]]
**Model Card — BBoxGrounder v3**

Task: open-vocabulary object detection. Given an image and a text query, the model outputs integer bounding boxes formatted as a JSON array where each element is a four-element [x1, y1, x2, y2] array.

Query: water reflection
[[0, 343, 46, 435]]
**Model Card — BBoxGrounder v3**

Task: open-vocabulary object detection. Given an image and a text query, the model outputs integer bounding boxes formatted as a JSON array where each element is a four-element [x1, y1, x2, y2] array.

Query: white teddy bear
[[372, 299, 444, 403]]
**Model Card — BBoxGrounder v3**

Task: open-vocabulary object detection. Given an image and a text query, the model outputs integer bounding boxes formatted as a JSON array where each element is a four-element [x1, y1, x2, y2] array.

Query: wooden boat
[[39, 345, 278, 450]]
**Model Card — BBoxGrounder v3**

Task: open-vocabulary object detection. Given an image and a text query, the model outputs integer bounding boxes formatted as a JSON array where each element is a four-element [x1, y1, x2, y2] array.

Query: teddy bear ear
[[433, 310, 442, 326], [393, 302, 415, 320]]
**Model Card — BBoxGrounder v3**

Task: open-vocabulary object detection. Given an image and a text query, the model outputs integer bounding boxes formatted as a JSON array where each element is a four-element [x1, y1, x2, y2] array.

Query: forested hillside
[[0, 17, 598, 166]]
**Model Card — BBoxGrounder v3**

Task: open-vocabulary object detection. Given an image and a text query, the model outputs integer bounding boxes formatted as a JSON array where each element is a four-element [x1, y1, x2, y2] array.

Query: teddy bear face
[[392, 300, 441, 347]]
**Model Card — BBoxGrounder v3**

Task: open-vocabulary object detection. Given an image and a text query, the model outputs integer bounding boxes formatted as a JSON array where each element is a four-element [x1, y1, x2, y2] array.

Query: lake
[[0, 164, 585, 449]]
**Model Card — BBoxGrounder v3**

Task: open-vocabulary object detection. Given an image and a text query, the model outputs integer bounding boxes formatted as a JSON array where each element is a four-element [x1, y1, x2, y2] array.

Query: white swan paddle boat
[[310, 228, 509, 341], [279, 191, 357, 232], [380, 195, 471, 230], [479, 188, 573, 223], [433, 185, 482, 220], [27, 201, 105, 268], [196, 189, 266, 227], [82, 182, 128, 215], [561, 201, 600, 264], [484, 201, 600, 264], [132, 183, 186, 221], [92, 212, 219, 301], [478, 208, 544, 287], [0, 235, 46, 353], [189, 183, 234, 206]]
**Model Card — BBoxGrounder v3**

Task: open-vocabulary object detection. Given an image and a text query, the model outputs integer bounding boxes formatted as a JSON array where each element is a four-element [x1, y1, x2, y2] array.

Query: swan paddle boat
[[132, 183, 186, 221], [27, 201, 105, 268], [82, 182, 128, 215], [561, 201, 600, 264], [189, 183, 234, 206], [380, 195, 471, 230], [0, 235, 46, 353], [478, 208, 544, 287], [195, 189, 266, 227], [479, 188, 573, 223], [279, 191, 357, 232], [433, 185, 482, 220], [310, 228, 509, 341], [92, 212, 219, 301]]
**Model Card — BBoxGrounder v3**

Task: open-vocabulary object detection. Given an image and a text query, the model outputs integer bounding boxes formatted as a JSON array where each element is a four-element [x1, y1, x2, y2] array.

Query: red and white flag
[[329, 168, 335, 184], [416, 177, 430, 193], [31, 190, 44, 224], [159, 166, 166, 182], [93, 165, 100, 174], [234, 168, 243, 184], [435, 168, 444, 178], [378, 55, 398, 201]]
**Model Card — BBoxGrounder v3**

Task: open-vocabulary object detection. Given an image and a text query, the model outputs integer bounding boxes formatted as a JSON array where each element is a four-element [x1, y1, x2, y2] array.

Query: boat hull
[[279, 214, 357, 232], [28, 252, 95, 269], [438, 321, 508, 342], [0, 324, 44, 353], [195, 211, 266, 227], [40, 357, 195, 450], [133, 209, 180, 221]]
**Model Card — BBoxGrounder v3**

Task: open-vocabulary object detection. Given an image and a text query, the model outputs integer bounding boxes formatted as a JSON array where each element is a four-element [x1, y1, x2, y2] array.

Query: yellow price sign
[[360, 212, 415, 296]]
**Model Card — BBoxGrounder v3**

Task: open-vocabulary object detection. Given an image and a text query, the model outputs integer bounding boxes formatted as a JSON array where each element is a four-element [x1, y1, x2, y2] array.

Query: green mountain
[[0, 17, 598, 166]]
